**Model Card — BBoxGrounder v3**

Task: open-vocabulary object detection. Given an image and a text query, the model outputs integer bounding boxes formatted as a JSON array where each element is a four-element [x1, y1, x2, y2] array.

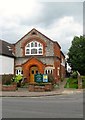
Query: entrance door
[[29, 66, 38, 83]]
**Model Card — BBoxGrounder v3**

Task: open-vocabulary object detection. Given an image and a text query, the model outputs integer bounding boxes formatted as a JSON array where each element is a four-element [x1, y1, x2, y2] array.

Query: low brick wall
[[28, 84, 35, 92], [2, 85, 17, 91], [45, 83, 52, 91], [28, 83, 53, 92], [34, 86, 45, 92]]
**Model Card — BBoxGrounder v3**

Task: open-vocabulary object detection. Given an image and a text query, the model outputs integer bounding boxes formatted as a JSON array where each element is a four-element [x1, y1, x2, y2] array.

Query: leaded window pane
[[39, 48, 42, 54], [26, 49, 30, 54], [27, 43, 30, 47], [38, 43, 42, 47], [31, 42, 34, 47], [25, 41, 43, 55], [35, 42, 37, 47], [31, 49, 37, 54]]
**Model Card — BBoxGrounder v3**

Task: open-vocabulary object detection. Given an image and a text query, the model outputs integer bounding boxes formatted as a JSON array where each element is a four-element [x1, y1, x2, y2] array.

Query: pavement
[[0, 80, 83, 97]]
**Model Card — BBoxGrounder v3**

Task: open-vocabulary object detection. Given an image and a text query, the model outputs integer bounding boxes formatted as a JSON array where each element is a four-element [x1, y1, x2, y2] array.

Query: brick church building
[[14, 28, 65, 83]]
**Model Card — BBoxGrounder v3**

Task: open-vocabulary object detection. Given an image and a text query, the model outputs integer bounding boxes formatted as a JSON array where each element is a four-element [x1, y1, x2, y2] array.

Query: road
[[2, 93, 83, 118]]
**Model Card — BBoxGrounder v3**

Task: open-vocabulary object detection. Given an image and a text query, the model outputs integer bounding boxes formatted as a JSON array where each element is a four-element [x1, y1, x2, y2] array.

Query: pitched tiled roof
[[0, 39, 15, 58]]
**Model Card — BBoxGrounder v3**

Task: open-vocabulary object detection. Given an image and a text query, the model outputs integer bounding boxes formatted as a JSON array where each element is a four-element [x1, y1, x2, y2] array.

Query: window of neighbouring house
[[16, 69, 23, 75], [25, 41, 43, 55]]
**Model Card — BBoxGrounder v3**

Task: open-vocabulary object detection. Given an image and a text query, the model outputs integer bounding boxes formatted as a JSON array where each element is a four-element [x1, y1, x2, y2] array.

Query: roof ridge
[[15, 28, 60, 48]]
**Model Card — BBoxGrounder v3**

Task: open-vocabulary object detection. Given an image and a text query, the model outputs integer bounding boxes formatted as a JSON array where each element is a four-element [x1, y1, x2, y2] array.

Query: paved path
[[0, 80, 83, 97], [1, 89, 83, 97]]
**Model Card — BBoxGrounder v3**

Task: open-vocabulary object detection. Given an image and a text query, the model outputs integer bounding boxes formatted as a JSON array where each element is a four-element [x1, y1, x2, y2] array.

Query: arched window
[[44, 67, 54, 74], [25, 41, 43, 55]]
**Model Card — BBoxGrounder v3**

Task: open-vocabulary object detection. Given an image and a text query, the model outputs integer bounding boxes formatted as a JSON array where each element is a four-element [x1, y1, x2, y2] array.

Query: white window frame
[[44, 67, 55, 74], [25, 41, 43, 55], [16, 69, 23, 75]]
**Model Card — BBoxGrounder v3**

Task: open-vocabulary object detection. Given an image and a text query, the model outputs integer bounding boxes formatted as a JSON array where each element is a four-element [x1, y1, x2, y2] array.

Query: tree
[[67, 36, 85, 75]]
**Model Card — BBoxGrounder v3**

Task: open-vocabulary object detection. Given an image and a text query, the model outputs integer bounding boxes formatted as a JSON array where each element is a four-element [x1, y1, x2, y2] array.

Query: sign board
[[34, 74, 48, 83], [43, 74, 48, 83], [34, 74, 43, 83]]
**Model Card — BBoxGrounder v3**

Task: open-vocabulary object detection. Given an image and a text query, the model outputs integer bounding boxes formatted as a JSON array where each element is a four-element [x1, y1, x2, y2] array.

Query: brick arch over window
[[21, 37, 47, 56], [22, 57, 45, 82]]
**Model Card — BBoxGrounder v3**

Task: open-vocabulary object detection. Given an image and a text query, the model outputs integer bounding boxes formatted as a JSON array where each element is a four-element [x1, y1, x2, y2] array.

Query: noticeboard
[[43, 74, 48, 83], [34, 74, 43, 83]]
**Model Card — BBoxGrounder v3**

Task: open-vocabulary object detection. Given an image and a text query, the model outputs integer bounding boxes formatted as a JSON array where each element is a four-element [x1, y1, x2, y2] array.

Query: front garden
[[2, 73, 58, 91], [2, 74, 27, 91], [64, 71, 85, 89]]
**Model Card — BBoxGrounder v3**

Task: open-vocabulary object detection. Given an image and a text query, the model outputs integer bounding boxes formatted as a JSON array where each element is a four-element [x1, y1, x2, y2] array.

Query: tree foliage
[[67, 36, 85, 75]]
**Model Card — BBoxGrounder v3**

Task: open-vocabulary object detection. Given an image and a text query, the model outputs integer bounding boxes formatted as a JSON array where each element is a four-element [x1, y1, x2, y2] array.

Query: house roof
[[0, 39, 15, 58], [15, 28, 61, 48], [61, 50, 65, 58]]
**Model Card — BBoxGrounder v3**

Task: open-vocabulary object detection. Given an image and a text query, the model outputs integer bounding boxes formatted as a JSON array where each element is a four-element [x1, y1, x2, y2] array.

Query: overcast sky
[[0, 0, 83, 54]]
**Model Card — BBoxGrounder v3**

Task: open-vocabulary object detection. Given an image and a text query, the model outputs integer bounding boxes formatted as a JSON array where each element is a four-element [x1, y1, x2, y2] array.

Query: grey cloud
[[1, 28, 20, 43], [19, 2, 83, 28], [41, 2, 83, 25], [0, 2, 83, 54]]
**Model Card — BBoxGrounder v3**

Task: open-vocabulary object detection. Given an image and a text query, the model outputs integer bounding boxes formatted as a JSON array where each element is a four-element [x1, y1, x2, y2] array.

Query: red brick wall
[[53, 43, 61, 58], [61, 65, 66, 78], [22, 57, 45, 82], [54, 59, 61, 83]]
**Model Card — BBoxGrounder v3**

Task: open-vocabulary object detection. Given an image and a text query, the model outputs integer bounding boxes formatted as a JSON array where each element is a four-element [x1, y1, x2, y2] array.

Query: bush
[[11, 75, 23, 87], [11, 75, 23, 83], [48, 73, 54, 84], [53, 83, 59, 89], [64, 78, 78, 89], [2, 74, 14, 85], [71, 71, 78, 78]]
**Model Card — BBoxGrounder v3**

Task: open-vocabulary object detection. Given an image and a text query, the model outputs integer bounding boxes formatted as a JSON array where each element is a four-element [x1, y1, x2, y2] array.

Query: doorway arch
[[29, 65, 39, 83], [22, 57, 45, 83]]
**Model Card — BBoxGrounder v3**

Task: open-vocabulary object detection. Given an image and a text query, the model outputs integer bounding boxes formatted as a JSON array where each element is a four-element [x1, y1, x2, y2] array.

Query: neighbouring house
[[14, 28, 66, 83], [0, 40, 15, 75]]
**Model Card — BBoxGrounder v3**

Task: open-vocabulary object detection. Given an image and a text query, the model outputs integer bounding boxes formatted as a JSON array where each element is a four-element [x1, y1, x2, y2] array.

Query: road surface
[[2, 93, 83, 118]]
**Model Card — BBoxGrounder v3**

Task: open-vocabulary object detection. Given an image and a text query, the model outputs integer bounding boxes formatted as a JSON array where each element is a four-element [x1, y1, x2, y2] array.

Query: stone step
[[18, 87, 28, 91]]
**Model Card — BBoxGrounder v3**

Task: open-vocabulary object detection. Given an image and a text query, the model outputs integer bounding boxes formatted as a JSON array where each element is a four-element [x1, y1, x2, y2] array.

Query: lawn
[[65, 76, 85, 89], [64, 78, 78, 89]]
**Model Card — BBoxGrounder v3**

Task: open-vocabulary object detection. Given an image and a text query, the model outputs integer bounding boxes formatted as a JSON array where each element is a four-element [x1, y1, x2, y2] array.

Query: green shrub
[[53, 84, 59, 89], [2, 74, 14, 85], [81, 76, 85, 80], [71, 71, 78, 78], [69, 84, 78, 89], [64, 78, 78, 89], [11, 75, 23, 83]]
